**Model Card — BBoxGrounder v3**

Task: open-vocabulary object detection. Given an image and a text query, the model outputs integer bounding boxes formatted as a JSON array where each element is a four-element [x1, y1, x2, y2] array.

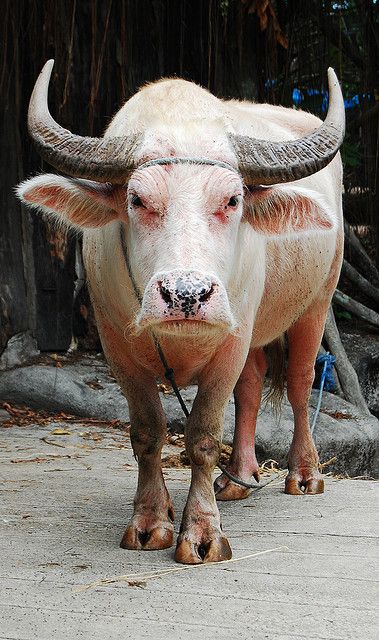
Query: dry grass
[[76, 546, 289, 592]]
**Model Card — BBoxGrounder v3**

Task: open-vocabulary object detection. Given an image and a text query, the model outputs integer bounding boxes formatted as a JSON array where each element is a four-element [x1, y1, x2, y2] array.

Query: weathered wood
[[341, 259, 379, 307], [31, 220, 75, 351], [2, 1, 378, 351], [333, 288, 379, 327], [323, 307, 371, 415], [0, 107, 34, 351], [344, 221, 379, 287]]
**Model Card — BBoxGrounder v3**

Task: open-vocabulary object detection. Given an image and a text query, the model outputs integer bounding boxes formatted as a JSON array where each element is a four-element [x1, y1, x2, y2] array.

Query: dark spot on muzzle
[[159, 282, 174, 308], [158, 277, 215, 317]]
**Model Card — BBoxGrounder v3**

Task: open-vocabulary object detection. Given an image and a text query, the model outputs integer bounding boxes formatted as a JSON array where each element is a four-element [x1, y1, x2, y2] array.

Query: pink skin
[[284, 238, 343, 494], [98, 315, 251, 563], [125, 164, 244, 291], [92, 163, 253, 562], [101, 159, 341, 556], [285, 307, 326, 495], [213, 320, 327, 500], [214, 234, 344, 499], [137, 270, 235, 331], [18, 131, 342, 563], [98, 322, 175, 551], [174, 336, 250, 563]]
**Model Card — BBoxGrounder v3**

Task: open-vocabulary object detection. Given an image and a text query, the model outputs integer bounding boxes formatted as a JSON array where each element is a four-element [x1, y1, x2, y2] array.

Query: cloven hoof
[[174, 536, 232, 564]]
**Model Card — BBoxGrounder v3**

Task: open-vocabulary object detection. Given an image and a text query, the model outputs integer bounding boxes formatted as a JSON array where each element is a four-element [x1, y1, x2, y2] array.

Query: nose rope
[[119, 224, 269, 491]]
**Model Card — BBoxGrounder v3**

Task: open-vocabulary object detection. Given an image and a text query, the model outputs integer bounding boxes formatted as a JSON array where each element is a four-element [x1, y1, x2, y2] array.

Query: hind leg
[[285, 303, 329, 495], [214, 348, 267, 501]]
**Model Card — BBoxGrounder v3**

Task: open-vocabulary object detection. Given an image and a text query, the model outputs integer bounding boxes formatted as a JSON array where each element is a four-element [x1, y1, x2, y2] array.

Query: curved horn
[[28, 60, 140, 184], [229, 68, 345, 185]]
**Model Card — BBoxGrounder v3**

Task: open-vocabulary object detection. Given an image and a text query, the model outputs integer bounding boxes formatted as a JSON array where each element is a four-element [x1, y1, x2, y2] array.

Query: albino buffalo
[[18, 60, 344, 564]]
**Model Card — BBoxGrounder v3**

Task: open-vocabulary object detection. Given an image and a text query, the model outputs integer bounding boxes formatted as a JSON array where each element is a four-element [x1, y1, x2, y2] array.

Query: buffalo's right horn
[[229, 68, 345, 185], [28, 60, 140, 184]]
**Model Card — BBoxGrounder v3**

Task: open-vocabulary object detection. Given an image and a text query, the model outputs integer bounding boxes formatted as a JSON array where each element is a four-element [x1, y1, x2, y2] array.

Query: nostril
[[158, 281, 173, 305], [198, 285, 214, 303]]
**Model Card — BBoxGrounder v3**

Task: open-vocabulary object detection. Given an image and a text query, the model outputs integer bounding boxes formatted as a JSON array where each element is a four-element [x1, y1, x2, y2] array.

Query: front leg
[[175, 337, 250, 564], [120, 375, 175, 550], [175, 394, 232, 564], [98, 320, 174, 550]]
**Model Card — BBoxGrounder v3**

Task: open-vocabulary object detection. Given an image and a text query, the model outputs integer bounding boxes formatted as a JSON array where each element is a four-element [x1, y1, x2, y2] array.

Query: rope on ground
[[311, 352, 336, 434]]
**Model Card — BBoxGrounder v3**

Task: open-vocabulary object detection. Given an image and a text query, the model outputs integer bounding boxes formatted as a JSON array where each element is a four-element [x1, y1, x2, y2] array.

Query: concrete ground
[[0, 417, 378, 640]]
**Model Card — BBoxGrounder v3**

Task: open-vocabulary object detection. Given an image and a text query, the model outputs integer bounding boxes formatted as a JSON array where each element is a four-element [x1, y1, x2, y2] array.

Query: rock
[[0, 360, 129, 422], [164, 387, 379, 478], [0, 356, 378, 477], [254, 390, 378, 479], [0, 332, 40, 371], [340, 331, 379, 418]]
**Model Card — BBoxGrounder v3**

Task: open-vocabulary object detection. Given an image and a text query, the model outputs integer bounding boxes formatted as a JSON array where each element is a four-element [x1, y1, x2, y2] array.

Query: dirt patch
[[0, 401, 130, 431], [162, 444, 234, 469]]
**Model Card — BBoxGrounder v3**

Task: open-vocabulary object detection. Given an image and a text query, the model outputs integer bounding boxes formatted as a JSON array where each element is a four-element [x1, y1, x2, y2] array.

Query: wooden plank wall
[[1, 0, 376, 351]]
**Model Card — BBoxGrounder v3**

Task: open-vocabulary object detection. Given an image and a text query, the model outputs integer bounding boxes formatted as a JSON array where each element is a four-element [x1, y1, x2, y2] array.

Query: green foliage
[[219, 0, 231, 18], [334, 309, 353, 321], [341, 139, 362, 168]]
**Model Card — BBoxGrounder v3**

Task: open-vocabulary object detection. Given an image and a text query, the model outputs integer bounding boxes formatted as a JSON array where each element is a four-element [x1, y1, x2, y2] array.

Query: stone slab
[[0, 356, 378, 477]]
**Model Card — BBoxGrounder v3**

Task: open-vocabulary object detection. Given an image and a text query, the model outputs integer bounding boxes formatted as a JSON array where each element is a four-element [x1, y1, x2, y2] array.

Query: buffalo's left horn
[[229, 68, 345, 185], [28, 60, 140, 184]]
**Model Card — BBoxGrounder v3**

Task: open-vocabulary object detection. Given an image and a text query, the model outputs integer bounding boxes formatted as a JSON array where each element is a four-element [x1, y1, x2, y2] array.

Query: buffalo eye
[[131, 194, 145, 208], [227, 195, 239, 207]]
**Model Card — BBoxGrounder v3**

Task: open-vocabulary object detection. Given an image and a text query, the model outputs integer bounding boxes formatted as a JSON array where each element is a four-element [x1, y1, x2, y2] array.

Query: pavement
[[0, 416, 378, 640]]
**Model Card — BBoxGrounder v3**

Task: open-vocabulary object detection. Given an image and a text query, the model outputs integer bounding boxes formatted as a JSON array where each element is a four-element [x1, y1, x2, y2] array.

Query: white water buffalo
[[18, 60, 344, 564]]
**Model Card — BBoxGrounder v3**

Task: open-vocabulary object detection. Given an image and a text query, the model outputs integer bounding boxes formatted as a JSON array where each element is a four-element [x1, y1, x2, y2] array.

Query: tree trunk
[[344, 222, 379, 287], [324, 308, 371, 415], [341, 260, 379, 307]]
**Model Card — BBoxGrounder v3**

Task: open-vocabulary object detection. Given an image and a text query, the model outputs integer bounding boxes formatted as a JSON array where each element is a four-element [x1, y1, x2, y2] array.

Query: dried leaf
[[50, 428, 71, 436], [1, 401, 130, 430], [11, 454, 72, 464], [319, 456, 338, 469], [85, 379, 104, 390], [320, 409, 354, 420], [81, 431, 104, 441], [161, 452, 190, 468], [127, 580, 147, 588], [158, 383, 171, 394], [242, 0, 288, 48], [41, 437, 67, 448]]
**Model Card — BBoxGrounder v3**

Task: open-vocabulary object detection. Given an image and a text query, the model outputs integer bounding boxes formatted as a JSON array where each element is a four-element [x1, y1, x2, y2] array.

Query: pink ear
[[17, 175, 125, 229], [244, 185, 336, 236]]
